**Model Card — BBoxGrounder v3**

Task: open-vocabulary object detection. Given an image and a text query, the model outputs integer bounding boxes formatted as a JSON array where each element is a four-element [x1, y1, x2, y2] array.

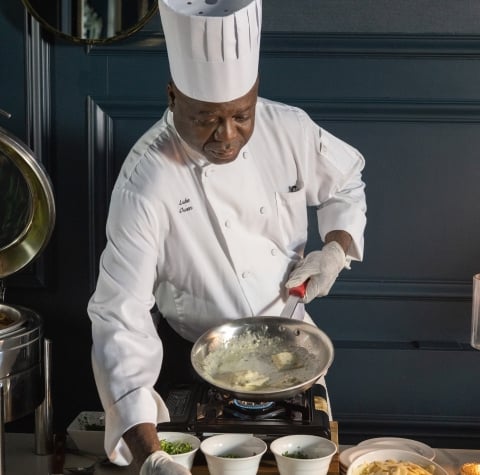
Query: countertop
[[4, 428, 480, 475]]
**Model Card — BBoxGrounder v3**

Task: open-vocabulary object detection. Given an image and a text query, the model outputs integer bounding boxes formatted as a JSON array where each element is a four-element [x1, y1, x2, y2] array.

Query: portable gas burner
[[156, 382, 331, 442]]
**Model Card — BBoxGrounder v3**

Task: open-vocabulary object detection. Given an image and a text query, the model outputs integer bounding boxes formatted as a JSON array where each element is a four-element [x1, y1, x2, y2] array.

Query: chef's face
[[168, 80, 258, 165]]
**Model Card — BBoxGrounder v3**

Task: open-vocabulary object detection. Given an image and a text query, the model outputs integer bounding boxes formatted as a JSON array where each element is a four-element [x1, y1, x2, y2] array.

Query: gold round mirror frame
[[0, 127, 56, 279], [21, 0, 159, 45]]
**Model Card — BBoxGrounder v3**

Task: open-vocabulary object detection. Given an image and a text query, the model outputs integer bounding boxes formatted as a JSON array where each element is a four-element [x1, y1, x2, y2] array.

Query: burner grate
[[198, 387, 313, 423], [232, 400, 275, 411], [157, 382, 331, 440], [225, 399, 285, 420]]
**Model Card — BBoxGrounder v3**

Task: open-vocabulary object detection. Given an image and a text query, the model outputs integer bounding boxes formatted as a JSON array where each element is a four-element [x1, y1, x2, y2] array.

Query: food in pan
[[229, 370, 270, 389], [200, 330, 317, 392], [354, 460, 436, 475], [213, 369, 270, 390], [271, 351, 303, 370]]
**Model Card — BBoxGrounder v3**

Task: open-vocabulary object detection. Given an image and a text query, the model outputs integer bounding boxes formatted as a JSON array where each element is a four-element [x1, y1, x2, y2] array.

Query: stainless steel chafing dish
[[0, 120, 55, 472]]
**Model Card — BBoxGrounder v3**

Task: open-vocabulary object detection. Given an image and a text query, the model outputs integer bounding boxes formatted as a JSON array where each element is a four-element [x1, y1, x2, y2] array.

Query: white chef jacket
[[88, 97, 366, 465]]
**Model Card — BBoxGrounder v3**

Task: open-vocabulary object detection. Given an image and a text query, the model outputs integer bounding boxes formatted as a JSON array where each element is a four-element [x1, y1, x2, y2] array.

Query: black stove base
[[156, 382, 331, 441]]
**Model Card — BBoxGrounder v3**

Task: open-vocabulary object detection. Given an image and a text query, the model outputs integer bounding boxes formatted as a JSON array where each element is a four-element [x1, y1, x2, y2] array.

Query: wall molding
[[87, 97, 166, 291], [10, 12, 54, 289], [332, 340, 472, 351], [332, 279, 471, 301], [87, 31, 480, 59], [294, 99, 480, 124], [87, 95, 476, 300], [338, 414, 480, 447], [261, 32, 480, 59], [86, 31, 166, 55]]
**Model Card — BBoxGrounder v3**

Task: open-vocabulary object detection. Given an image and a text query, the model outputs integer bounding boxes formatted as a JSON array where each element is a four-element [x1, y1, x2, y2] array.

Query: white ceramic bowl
[[270, 434, 337, 475], [157, 432, 201, 470], [67, 411, 105, 455], [346, 448, 448, 475], [200, 433, 267, 475]]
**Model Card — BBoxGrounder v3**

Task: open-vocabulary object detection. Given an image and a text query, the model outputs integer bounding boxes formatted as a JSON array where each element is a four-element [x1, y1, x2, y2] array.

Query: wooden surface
[[192, 421, 339, 475]]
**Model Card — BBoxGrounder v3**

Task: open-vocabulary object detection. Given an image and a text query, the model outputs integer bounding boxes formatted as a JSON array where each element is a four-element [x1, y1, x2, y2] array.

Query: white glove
[[140, 451, 192, 475], [286, 241, 347, 303]]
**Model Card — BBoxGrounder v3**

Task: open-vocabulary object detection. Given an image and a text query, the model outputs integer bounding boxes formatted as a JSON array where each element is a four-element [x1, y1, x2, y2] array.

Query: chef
[[87, 0, 367, 474]]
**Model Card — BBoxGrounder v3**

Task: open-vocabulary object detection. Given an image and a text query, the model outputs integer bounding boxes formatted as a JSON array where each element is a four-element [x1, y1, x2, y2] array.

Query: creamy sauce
[[200, 331, 319, 392]]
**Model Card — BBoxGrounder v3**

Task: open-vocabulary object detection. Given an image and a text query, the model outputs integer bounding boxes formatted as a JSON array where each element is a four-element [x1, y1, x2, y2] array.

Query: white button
[[259, 206, 266, 214], [225, 220, 231, 228], [242, 271, 250, 279], [242, 151, 248, 159], [271, 249, 278, 256]]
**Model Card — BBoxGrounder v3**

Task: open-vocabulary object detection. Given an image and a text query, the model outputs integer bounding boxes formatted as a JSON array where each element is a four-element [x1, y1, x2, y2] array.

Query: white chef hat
[[158, 0, 262, 103]]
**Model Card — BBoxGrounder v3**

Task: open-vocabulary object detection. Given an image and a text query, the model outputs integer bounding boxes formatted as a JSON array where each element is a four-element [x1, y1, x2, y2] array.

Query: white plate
[[357, 437, 435, 460], [340, 445, 393, 470], [346, 449, 446, 475]]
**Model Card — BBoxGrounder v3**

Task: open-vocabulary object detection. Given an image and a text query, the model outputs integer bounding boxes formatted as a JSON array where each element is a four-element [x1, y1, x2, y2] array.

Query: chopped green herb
[[78, 414, 105, 431], [159, 439, 193, 455], [220, 452, 257, 458], [282, 450, 309, 459]]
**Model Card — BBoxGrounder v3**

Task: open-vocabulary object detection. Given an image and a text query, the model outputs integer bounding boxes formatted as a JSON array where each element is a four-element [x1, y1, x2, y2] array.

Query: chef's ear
[[167, 82, 175, 111]]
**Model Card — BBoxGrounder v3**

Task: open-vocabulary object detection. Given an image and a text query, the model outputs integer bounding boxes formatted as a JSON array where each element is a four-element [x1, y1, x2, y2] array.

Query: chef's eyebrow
[[196, 110, 217, 116]]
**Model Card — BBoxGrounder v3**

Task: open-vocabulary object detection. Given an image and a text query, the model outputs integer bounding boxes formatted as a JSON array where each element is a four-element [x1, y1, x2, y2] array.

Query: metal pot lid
[[0, 126, 55, 279]]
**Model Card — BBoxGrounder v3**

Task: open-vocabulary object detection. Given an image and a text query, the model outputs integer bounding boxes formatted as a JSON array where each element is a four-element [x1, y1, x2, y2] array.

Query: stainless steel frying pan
[[190, 316, 334, 401]]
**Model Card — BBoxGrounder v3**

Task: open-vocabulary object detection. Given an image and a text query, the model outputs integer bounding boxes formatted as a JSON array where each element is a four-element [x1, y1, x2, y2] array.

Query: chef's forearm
[[123, 422, 161, 467], [325, 230, 352, 254]]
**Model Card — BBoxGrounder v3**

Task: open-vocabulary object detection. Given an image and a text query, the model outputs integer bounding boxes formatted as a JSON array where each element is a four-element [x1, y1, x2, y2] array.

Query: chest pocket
[[274, 185, 308, 254]]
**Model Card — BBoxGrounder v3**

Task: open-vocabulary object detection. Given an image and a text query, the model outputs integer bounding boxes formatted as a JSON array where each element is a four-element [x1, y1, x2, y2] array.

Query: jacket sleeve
[[298, 111, 367, 262], [87, 186, 170, 466]]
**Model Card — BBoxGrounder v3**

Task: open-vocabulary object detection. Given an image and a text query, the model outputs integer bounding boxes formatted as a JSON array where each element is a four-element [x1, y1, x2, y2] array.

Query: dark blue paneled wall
[[1, 1, 480, 446]]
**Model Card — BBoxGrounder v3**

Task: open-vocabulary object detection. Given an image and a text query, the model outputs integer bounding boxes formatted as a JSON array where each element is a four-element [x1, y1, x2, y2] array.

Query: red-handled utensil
[[280, 281, 308, 319]]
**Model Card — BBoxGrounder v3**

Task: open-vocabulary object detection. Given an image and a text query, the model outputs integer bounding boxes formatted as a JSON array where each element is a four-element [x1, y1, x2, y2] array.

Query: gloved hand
[[140, 450, 192, 475], [286, 241, 347, 303]]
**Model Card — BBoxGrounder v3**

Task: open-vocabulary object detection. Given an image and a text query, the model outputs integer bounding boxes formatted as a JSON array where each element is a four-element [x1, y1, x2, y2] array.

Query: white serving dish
[[270, 434, 337, 475], [347, 448, 447, 475], [200, 433, 267, 475], [157, 431, 201, 470], [67, 411, 105, 455]]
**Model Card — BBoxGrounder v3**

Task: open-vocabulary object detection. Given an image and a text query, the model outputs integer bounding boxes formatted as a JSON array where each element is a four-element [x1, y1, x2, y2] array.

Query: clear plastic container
[[471, 274, 480, 350]]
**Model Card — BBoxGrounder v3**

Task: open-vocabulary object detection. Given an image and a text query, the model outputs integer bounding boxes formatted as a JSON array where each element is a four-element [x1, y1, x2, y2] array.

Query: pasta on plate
[[354, 460, 436, 475]]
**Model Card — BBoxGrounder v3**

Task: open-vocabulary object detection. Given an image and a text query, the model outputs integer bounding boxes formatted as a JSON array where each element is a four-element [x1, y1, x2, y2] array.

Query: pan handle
[[288, 280, 308, 298]]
